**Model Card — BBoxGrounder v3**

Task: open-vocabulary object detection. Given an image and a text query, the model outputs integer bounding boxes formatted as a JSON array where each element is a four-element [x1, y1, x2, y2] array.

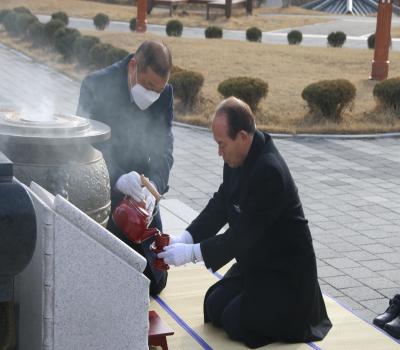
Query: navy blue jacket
[[77, 54, 174, 207]]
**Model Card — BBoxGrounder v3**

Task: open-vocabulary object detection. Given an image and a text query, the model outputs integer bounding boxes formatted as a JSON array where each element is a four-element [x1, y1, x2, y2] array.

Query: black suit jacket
[[187, 131, 331, 345]]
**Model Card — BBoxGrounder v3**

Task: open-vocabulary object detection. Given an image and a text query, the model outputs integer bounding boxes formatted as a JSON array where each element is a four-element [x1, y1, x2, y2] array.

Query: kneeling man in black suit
[[159, 97, 332, 348]]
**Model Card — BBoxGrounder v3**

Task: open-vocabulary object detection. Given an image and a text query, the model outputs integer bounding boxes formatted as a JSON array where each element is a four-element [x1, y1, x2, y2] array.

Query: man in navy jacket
[[159, 97, 331, 347], [77, 40, 174, 296]]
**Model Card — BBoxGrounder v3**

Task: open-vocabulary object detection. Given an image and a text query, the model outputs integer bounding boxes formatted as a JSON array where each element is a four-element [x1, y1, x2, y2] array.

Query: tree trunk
[[282, 0, 291, 7]]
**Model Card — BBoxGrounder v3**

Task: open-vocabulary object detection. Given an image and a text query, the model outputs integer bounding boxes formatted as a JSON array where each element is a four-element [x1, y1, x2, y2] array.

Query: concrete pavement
[[0, 42, 399, 325]]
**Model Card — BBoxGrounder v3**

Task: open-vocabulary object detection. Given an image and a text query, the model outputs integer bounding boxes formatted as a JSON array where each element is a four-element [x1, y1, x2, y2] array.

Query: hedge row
[[0, 8, 129, 69]]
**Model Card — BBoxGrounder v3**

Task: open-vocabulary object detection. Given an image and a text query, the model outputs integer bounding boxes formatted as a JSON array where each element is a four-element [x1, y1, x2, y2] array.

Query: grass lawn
[[0, 1, 399, 134], [0, 0, 332, 31], [392, 26, 400, 38]]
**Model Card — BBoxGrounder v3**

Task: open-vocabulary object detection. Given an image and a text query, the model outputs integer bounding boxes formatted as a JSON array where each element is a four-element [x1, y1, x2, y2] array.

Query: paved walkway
[[38, 13, 400, 50], [0, 42, 400, 326]]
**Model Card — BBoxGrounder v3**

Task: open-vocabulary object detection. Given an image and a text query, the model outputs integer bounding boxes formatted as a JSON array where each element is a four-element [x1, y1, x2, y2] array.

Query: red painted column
[[370, 0, 393, 80], [136, 0, 148, 33]]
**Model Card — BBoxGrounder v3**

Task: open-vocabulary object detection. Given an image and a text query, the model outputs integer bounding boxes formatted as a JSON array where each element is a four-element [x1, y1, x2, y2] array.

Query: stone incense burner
[[0, 109, 111, 226]]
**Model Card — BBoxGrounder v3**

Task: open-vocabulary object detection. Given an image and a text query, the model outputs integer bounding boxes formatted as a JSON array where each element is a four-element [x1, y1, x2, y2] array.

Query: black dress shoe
[[384, 316, 400, 339], [373, 294, 400, 329]]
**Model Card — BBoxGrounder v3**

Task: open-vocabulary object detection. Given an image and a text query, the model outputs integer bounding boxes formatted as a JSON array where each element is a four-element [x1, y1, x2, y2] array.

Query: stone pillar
[[136, 0, 148, 32], [370, 0, 393, 80]]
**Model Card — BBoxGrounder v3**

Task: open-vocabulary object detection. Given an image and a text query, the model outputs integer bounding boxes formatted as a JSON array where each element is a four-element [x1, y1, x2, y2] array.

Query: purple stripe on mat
[[153, 295, 213, 350], [212, 270, 322, 350]]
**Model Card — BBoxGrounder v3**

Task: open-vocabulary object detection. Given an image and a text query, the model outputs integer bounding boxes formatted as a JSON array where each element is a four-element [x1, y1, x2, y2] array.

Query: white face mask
[[130, 83, 160, 110]]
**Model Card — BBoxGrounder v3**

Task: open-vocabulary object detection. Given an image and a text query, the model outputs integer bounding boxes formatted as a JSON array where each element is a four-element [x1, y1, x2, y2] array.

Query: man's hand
[[115, 171, 144, 202], [157, 243, 193, 266], [169, 230, 194, 245]]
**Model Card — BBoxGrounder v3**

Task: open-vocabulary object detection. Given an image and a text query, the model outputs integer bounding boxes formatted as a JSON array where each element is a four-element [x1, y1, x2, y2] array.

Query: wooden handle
[[140, 174, 162, 202]]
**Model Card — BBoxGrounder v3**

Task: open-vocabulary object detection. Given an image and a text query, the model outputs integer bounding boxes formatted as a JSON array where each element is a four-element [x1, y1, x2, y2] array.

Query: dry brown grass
[[0, 0, 331, 31], [392, 27, 400, 38], [2, 26, 400, 134]]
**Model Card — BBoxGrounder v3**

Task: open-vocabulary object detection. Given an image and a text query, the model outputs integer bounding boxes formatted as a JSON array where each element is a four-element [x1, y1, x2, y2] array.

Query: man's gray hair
[[135, 41, 172, 78], [214, 97, 256, 139]]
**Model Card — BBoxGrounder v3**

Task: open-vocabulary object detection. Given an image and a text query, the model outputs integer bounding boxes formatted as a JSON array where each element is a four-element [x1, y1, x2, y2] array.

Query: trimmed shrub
[[105, 47, 129, 66], [51, 11, 69, 26], [93, 13, 110, 30], [13, 6, 32, 15], [301, 79, 356, 122], [367, 33, 375, 49], [327, 31, 346, 48], [287, 30, 302, 45], [169, 70, 204, 111], [16, 13, 38, 38], [205, 26, 223, 39], [166, 20, 183, 37], [73, 35, 101, 66], [218, 77, 268, 112], [54, 27, 81, 61], [0, 9, 12, 23], [44, 19, 66, 46], [246, 27, 262, 42], [129, 17, 136, 31], [3, 11, 20, 36], [27, 21, 46, 47], [89, 42, 113, 68], [373, 77, 400, 113], [3, 11, 37, 37]]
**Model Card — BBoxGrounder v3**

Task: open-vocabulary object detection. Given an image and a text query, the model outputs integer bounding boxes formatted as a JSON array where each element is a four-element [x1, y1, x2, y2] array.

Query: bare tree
[[282, 0, 291, 7]]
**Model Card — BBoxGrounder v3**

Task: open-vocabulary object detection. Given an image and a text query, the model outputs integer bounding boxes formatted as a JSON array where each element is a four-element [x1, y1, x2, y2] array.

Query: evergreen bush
[[166, 20, 183, 37], [373, 77, 400, 113], [89, 42, 114, 68], [287, 30, 302, 45], [367, 33, 375, 49], [16, 13, 38, 38], [73, 35, 101, 66], [54, 27, 81, 61], [3, 11, 20, 36], [129, 17, 136, 31], [44, 19, 66, 46], [93, 13, 110, 30], [246, 27, 262, 42], [301, 79, 356, 122], [0, 9, 12, 24], [51, 11, 69, 26], [205, 26, 223, 39], [105, 47, 129, 66], [13, 7, 32, 15], [327, 31, 346, 48], [218, 76, 268, 112], [27, 21, 46, 47], [169, 70, 204, 111]]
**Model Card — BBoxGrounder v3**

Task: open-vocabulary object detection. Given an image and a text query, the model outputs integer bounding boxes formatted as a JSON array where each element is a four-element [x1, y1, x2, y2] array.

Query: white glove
[[158, 243, 203, 266], [169, 230, 194, 245], [115, 171, 144, 202], [143, 187, 156, 217]]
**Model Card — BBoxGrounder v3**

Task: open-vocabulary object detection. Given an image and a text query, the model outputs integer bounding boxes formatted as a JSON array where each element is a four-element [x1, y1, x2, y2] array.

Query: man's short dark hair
[[214, 97, 256, 139], [135, 41, 172, 78]]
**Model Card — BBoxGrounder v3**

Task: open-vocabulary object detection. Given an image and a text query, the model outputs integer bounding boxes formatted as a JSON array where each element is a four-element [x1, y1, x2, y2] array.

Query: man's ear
[[238, 130, 250, 142]]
